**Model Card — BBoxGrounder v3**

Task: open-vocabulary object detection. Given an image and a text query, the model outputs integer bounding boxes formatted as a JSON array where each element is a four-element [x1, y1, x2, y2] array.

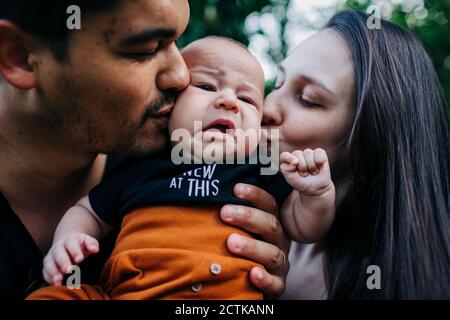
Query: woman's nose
[[262, 98, 282, 126]]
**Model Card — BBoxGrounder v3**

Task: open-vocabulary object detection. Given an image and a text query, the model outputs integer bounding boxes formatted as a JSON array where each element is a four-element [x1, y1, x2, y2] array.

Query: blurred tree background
[[179, 0, 450, 109]]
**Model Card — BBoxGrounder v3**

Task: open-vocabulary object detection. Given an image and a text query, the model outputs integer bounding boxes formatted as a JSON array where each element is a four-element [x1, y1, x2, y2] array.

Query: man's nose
[[156, 43, 190, 92], [262, 95, 283, 126], [214, 91, 239, 113]]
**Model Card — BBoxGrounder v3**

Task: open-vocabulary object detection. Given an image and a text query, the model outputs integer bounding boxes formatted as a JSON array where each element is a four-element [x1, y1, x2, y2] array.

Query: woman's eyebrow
[[302, 75, 336, 98], [281, 63, 336, 97]]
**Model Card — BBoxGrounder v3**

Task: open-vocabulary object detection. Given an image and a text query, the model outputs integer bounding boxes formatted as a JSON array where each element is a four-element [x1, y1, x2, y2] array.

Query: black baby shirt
[[89, 156, 292, 226]]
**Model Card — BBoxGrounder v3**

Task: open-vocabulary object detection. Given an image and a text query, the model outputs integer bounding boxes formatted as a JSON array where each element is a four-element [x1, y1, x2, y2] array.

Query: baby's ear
[[0, 21, 39, 89]]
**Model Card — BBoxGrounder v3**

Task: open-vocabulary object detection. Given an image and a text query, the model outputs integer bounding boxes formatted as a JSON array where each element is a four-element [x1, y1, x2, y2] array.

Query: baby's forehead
[[183, 36, 244, 52], [183, 38, 265, 92]]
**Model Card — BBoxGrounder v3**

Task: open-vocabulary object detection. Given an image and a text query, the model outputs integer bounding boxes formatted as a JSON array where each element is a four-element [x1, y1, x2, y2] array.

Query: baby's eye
[[196, 84, 216, 92], [238, 96, 257, 108]]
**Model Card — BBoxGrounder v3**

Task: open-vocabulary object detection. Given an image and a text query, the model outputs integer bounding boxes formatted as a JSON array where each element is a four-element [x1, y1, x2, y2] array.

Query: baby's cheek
[[169, 100, 189, 130], [239, 118, 262, 156]]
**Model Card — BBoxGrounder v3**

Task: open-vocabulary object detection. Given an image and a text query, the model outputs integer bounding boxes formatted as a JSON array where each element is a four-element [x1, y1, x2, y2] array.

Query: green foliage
[[179, 0, 272, 47], [181, 0, 450, 109], [344, 0, 450, 110]]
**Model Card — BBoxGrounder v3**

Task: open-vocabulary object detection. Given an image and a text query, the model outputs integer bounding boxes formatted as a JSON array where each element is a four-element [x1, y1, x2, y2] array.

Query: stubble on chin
[[48, 76, 175, 158], [109, 125, 171, 159]]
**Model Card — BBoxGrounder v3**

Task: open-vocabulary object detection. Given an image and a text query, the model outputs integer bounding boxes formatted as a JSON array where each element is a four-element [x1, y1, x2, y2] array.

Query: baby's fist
[[280, 148, 332, 196]]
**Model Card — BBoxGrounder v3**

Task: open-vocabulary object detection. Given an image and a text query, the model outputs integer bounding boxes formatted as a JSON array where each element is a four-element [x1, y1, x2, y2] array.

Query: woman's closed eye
[[299, 95, 323, 108]]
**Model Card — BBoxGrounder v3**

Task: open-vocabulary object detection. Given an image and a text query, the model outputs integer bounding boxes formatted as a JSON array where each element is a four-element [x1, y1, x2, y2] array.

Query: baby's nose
[[215, 93, 239, 113]]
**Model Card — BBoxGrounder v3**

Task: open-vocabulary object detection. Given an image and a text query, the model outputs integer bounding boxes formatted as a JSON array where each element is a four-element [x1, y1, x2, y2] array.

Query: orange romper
[[27, 205, 263, 300], [27, 161, 290, 300]]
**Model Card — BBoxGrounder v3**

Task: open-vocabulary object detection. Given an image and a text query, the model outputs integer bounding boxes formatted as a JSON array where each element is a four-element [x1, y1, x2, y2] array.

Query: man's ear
[[0, 20, 39, 89]]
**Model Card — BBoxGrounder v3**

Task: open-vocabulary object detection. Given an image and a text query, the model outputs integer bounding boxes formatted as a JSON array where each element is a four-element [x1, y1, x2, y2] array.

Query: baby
[[27, 36, 335, 300]]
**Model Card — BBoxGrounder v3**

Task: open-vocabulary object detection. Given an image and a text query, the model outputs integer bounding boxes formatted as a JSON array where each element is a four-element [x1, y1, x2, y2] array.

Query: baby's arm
[[43, 196, 112, 286], [279, 149, 335, 243]]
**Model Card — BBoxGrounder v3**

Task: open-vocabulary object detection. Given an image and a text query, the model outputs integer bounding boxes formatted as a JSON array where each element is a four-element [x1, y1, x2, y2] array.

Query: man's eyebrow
[[119, 28, 176, 46]]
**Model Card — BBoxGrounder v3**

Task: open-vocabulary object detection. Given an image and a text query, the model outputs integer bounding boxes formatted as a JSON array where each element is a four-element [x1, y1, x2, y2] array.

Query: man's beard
[[110, 92, 178, 158], [45, 75, 178, 158]]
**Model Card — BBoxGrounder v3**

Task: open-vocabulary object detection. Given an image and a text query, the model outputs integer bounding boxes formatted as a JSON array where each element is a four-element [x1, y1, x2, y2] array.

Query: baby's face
[[169, 38, 265, 161]]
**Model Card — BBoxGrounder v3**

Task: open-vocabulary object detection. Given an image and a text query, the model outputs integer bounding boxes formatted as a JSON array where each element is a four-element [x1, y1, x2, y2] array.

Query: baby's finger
[[53, 247, 74, 275], [42, 269, 52, 285], [43, 255, 62, 286], [303, 149, 318, 175], [280, 162, 294, 172], [65, 240, 85, 264], [52, 274, 63, 287], [82, 235, 99, 255], [292, 150, 308, 176], [280, 152, 298, 167], [280, 163, 295, 180], [313, 148, 328, 168]]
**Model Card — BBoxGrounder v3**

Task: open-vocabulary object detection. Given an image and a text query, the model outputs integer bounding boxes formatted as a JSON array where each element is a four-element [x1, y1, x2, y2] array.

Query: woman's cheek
[[281, 116, 316, 150]]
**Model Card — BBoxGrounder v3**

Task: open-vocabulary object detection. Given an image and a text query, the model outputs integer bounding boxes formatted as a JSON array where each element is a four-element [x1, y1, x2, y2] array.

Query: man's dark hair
[[0, 0, 121, 61]]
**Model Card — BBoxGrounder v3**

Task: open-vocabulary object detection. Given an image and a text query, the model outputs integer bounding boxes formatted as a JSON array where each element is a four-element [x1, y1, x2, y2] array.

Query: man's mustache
[[141, 93, 177, 125]]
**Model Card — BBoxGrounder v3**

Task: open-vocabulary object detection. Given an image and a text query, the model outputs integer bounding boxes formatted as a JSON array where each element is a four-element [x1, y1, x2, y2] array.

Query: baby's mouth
[[203, 119, 236, 133], [205, 124, 231, 133], [201, 119, 236, 141]]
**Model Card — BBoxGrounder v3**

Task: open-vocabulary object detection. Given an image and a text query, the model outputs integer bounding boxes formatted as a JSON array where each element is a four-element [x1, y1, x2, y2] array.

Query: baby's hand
[[280, 149, 332, 196], [43, 233, 99, 286]]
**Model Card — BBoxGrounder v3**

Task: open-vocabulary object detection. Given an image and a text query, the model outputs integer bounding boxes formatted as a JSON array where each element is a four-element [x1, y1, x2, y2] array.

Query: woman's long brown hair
[[325, 10, 450, 299]]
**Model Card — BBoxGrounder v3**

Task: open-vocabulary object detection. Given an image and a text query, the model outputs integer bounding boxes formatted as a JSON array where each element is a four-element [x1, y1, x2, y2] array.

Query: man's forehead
[[95, 0, 189, 42]]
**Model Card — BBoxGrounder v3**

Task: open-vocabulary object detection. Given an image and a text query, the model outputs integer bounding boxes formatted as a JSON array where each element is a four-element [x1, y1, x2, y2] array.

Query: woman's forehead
[[286, 30, 351, 68], [281, 30, 353, 92]]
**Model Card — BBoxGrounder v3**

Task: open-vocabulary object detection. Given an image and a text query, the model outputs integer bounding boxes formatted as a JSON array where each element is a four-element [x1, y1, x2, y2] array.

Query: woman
[[264, 10, 450, 299]]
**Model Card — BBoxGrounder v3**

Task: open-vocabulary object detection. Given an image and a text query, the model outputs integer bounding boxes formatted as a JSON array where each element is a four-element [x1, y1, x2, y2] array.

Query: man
[[0, 0, 289, 299]]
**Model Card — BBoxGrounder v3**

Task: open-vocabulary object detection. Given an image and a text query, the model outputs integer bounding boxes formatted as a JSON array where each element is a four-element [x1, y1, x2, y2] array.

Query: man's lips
[[148, 104, 174, 128], [153, 104, 175, 118]]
